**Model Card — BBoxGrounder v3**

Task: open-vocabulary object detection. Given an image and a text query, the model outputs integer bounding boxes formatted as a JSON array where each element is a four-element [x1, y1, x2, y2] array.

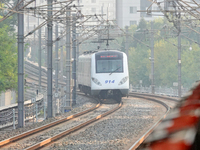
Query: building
[[78, 0, 159, 28], [24, 0, 161, 33], [78, 0, 116, 21], [116, 0, 155, 28]]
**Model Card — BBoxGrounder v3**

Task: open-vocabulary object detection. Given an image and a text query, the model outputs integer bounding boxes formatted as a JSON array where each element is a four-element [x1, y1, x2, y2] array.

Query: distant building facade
[[24, 0, 116, 33], [24, 0, 160, 35], [78, 0, 116, 20], [116, 0, 156, 28]]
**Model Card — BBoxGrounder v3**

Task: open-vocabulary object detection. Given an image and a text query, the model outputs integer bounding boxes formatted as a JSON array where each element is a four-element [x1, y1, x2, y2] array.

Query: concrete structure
[[24, 0, 160, 33], [0, 90, 16, 107], [78, 0, 156, 28], [116, 0, 155, 28], [78, 0, 116, 20]]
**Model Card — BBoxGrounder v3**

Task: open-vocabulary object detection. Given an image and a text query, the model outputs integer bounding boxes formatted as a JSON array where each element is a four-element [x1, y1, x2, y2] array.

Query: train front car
[[91, 50, 129, 101]]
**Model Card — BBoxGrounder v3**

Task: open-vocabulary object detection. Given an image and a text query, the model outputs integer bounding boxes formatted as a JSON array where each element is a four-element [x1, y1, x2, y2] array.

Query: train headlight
[[118, 76, 129, 85], [92, 77, 102, 86]]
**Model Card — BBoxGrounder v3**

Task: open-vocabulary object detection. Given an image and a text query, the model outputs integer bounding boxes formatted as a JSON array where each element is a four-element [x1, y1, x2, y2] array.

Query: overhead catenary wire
[[24, 7, 105, 40], [0, 0, 75, 38], [24, 1, 74, 38], [1, 0, 111, 45], [182, 33, 200, 45], [0, 0, 36, 23]]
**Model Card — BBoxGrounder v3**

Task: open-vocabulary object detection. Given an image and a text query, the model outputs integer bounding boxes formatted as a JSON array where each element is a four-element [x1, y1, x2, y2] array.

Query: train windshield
[[96, 52, 123, 73]]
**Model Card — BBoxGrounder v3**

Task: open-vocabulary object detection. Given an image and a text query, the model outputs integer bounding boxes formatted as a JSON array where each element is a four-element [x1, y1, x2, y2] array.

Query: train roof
[[82, 49, 124, 55]]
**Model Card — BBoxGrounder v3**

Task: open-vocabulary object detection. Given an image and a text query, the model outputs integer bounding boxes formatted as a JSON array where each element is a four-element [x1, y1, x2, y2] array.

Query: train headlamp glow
[[118, 76, 129, 85], [92, 77, 102, 86]]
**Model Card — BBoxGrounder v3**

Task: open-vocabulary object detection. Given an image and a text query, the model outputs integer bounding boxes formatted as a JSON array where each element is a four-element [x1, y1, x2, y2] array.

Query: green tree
[[182, 43, 200, 87], [0, 1, 17, 31], [153, 39, 177, 87], [125, 17, 200, 89], [128, 44, 150, 86], [0, 25, 17, 92]]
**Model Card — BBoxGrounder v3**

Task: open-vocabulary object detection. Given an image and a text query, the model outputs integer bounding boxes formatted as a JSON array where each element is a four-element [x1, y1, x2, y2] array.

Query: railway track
[[130, 92, 179, 108], [0, 91, 180, 149], [0, 98, 122, 150], [19, 60, 188, 149], [25, 67, 65, 89], [127, 92, 178, 150]]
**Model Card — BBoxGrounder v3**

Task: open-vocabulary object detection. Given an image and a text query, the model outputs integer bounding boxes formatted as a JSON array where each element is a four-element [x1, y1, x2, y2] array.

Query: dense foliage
[[127, 18, 200, 89], [0, 19, 17, 92]]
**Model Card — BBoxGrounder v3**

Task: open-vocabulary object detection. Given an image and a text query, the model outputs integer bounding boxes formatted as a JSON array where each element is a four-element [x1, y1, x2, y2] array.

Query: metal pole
[[151, 21, 155, 94], [54, 23, 59, 116], [45, 27, 47, 67], [33, 84, 36, 123], [76, 33, 79, 82], [17, 0, 24, 128], [26, 13, 29, 58], [60, 41, 64, 82], [36, 103, 38, 122], [47, 0, 53, 118], [44, 90, 46, 119], [72, 14, 76, 105], [65, 8, 72, 112], [178, 21, 182, 98], [64, 9, 72, 112], [99, 5, 103, 49], [27, 13, 29, 31], [125, 26, 129, 59], [13, 109, 15, 129], [55, 23, 59, 92], [34, 25, 36, 62], [39, 20, 42, 92]]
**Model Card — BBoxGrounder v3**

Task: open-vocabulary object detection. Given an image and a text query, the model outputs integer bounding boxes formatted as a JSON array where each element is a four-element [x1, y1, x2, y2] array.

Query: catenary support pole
[[178, 21, 182, 98], [60, 40, 64, 82], [45, 27, 47, 67], [76, 33, 79, 82], [72, 14, 76, 105], [65, 8, 72, 112], [34, 25, 36, 62], [151, 21, 155, 94], [44, 27, 48, 68], [47, 0, 53, 118], [125, 26, 129, 59], [39, 19, 42, 92], [55, 23, 59, 92], [26, 13, 29, 57], [55, 24, 59, 92], [54, 23, 59, 116], [17, 0, 24, 128]]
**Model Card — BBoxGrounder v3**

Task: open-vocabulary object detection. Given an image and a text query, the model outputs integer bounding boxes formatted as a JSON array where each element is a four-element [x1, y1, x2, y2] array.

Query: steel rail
[[26, 75, 66, 88], [25, 102, 122, 150], [128, 93, 172, 150], [130, 92, 179, 102], [25, 68, 65, 87], [0, 101, 101, 148]]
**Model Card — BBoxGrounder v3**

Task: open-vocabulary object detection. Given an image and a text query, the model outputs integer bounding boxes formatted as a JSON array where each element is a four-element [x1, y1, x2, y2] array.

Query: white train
[[77, 50, 129, 101]]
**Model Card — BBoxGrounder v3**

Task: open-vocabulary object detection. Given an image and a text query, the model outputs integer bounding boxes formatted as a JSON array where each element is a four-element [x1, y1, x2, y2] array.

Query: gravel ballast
[[0, 95, 97, 142], [49, 97, 166, 150], [0, 95, 166, 150]]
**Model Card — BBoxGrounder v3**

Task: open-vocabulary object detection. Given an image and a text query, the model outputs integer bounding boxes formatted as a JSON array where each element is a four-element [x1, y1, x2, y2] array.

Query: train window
[[96, 52, 123, 73]]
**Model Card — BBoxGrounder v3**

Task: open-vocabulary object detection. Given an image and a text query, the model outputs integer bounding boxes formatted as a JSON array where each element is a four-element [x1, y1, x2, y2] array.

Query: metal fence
[[130, 85, 189, 97], [0, 59, 72, 129], [0, 93, 45, 129]]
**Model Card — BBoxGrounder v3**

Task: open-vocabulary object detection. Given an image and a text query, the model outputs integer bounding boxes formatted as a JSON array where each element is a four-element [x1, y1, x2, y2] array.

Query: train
[[77, 49, 129, 101]]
